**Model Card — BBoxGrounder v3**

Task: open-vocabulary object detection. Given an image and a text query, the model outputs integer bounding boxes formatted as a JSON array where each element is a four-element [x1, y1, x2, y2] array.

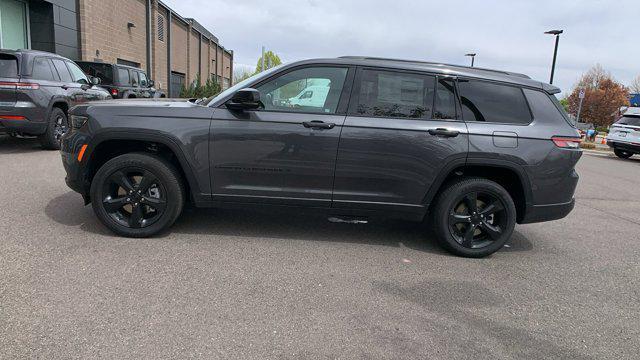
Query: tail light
[[0, 81, 40, 90], [552, 136, 581, 149], [110, 88, 118, 97]]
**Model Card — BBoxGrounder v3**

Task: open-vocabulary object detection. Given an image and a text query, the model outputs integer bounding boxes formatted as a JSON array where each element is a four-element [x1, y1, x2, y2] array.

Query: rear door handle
[[428, 128, 459, 137], [303, 120, 335, 130]]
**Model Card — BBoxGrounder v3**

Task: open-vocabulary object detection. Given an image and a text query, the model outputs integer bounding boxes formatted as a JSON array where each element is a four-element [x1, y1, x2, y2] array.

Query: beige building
[[2, 0, 233, 97]]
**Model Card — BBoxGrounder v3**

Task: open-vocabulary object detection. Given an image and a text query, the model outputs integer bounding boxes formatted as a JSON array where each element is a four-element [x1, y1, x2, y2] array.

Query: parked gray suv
[[60, 56, 582, 257], [0, 49, 110, 149]]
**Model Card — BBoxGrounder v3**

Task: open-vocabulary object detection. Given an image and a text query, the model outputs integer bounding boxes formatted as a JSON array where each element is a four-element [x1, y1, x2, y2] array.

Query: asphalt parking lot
[[1, 135, 638, 359]]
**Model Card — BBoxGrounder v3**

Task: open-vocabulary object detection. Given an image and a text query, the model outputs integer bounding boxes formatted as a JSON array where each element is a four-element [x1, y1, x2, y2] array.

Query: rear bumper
[[0, 118, 47, 135], [0, 104, 47, 135], [520, 198, 575, 224], [606, 140, 640, 154]]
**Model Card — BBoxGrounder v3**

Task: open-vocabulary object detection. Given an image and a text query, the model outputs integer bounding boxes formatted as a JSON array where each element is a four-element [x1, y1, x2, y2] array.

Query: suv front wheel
[[90, 153, 185, 237], [431, 178, 516, 258]]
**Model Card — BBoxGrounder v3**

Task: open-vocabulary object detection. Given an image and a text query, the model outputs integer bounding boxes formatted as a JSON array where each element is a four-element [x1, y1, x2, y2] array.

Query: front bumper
[[60, 131, 92, 200]]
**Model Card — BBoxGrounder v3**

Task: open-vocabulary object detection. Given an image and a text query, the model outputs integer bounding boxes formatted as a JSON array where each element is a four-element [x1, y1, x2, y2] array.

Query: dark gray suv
[[0, 49, 110, 149], [61, 56, 582, 257]]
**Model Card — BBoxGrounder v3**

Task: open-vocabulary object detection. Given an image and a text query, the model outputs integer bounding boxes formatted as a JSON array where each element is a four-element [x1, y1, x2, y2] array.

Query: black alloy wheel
[[101, 168, 167, 229], [53, 113, 68, 142], [432, 178, 516, 258], [448, 191, 507, 249], [90, 153, 185, 237]]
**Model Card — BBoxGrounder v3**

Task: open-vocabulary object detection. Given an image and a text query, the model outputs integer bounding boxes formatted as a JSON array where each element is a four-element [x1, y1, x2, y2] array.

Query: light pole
[[544, 30, 563, 84], [465, 53, 476, 67]]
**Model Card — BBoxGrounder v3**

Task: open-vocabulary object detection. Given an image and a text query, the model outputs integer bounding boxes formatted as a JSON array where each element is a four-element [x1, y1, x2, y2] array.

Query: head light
[[70, 115, 88, 129]]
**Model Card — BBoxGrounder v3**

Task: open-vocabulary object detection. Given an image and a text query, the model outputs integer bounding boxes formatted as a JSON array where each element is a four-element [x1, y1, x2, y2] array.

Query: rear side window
[[523, 89, 572, 126], [616, 116, 640, 127], [459, 80, 531, 124], [117, 68, 130, 85], [32, 58, 57, 81], [51, 59, 73, 82], [433, 78, 457, 119], [354, 69, 434, 119], [0, 55, 18, 78]]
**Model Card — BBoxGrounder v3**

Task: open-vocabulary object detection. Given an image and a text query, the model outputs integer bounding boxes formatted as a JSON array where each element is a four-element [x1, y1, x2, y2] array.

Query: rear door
[[332, 68, 469, 213]]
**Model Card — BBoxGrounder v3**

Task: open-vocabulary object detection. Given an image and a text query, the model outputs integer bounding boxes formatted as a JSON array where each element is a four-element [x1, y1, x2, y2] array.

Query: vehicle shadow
[[373, 279, 595, 359], [46, 191, 535, 256], [0, 135, 44, 154]]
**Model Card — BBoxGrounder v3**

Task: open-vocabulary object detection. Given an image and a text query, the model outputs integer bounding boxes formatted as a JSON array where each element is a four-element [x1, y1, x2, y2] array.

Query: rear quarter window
[[459, 80, 532, 124], [523, 89, 573, 126], [0, 55, 18, 78], [117, 68, 131, 85]]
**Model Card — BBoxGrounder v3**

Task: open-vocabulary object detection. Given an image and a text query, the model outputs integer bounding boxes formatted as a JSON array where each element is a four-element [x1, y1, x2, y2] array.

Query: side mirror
[[90, 76, 101, 85], [226, 88, 262, 111], [148, 79, 155, 88]]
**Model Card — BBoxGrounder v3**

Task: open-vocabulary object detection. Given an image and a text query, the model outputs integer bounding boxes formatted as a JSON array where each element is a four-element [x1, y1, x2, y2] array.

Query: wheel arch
[[424, 158, 533, 223], [84, 132, 202, 204]]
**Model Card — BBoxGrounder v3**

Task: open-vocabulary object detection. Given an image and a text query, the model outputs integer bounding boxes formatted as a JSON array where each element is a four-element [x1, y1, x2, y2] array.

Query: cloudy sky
[[163, 0, 638, 95]]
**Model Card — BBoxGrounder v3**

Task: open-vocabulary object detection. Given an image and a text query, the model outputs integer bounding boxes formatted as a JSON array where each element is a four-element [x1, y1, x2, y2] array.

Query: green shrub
[[179, 73, 222, 99]]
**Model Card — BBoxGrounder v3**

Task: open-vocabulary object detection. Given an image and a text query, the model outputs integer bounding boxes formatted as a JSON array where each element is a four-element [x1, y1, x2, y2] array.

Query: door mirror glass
[[148, 79, 155, 88], [226, 88, 263, 111]]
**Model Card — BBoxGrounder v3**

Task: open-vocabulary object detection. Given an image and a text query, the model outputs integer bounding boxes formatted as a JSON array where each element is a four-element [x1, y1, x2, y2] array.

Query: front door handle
[[428, 128, 459, 137], [303, 120, 335, 130], [61, 85, 69, 90]]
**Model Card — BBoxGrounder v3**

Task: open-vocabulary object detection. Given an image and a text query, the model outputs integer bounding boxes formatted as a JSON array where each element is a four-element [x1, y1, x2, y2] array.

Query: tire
[[38, 107, 67, 150], [90, 152, 185, 237], [614, 149, 633, 159], [431, 177, 517, 258]]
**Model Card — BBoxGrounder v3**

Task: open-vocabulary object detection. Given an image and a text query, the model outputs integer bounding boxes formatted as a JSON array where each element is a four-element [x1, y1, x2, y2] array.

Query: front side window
[[256, 66, 348, 114], [138, 72, 148, 87], [458, 80, 531, 124], [354, 69, 434, 119], [66, 61, 89, 84], [32, 58, 56, 81]]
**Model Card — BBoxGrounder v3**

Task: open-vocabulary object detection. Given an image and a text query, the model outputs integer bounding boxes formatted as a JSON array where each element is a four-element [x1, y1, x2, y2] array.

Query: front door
[[332, 68, 469, 213], [210, 65, 352, 207]]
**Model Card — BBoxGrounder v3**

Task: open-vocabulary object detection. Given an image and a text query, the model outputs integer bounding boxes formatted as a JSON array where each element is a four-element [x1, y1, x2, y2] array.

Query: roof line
[[339, 56, 531, 79]]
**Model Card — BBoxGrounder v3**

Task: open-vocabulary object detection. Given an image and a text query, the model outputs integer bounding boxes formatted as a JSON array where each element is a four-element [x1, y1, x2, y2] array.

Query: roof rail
[[339, 56, 531, 79]]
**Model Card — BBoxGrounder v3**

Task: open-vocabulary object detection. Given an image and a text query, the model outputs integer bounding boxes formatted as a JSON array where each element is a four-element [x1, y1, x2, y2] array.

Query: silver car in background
[[607, 107, 640, 158]]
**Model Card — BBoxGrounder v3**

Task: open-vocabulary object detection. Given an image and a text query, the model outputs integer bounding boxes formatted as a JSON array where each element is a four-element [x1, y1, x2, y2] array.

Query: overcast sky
[[163, 0, 638, 95]]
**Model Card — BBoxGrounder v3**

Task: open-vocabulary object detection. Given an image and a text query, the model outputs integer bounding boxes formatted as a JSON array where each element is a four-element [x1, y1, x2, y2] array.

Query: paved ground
[[1, 135, 638, 359]]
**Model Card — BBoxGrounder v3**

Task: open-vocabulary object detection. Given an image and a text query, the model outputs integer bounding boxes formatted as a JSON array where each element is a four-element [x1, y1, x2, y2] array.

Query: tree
[[566, 64, 629, 126], [254, 51, 282, 74], [233, 68, 254, 84], [179, 73, 221, 99], [559, 97, 570, 113], [631, 75, 640, 94]]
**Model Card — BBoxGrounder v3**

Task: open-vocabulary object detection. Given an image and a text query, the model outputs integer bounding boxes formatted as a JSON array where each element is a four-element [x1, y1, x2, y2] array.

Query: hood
[[86, 98, 200, 108]]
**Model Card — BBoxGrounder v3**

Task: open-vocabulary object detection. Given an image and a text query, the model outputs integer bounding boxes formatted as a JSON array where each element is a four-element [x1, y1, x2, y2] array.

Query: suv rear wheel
[[90, 153, 185, 237], [614, 149, 633, 159], [38, 107, 67, 150], [431, 178, 516, 258]]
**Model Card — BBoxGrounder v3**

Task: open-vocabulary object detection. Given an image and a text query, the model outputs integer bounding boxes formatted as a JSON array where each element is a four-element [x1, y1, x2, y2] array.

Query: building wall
[[170, 19, 188, 75], [75, 0, 233, 94], [78, 0, 147, 68], [28, 0, 79, 59], [188, 30, 199, 84]]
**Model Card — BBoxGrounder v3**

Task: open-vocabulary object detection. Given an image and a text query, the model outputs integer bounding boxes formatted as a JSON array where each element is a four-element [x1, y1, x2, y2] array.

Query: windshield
[[615, 116, 640, 127], [205, 65, 285, 106]]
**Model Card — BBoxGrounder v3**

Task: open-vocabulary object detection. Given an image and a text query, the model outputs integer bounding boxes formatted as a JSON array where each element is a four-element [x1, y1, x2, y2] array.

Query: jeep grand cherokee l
[[0, 49, 110, 149], [60, 57, 582, 257]]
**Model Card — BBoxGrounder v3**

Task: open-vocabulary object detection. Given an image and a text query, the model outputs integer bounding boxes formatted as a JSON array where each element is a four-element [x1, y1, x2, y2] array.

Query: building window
[[0, 0, 29, 50], [157, 14, 164, 42], [117, 58, 140, 68]]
